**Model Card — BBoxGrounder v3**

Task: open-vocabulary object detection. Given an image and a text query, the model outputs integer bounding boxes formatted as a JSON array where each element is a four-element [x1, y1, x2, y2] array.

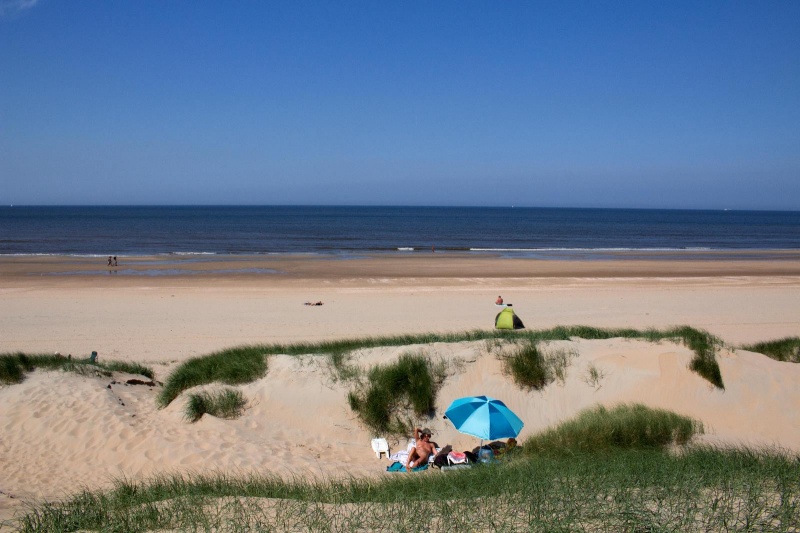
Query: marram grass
[[0, 352, 154, 385], [502, 342, 576, 390], [347, 352, 446, 435], [185, 388, 247, 422], [158, 325, 727, 407], [14, 413, 798, 532], [742, 336, 800, 363], [157, 345, 268, 407], [522, 403, 702, 455]]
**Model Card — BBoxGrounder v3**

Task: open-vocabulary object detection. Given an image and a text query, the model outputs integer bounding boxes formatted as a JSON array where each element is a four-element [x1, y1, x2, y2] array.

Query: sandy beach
[[1, 254, 800, 526]]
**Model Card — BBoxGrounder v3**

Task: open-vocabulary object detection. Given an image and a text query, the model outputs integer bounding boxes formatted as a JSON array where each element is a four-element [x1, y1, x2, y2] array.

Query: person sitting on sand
[[496, 295, 504, 305], [406, 427, 437, 471]]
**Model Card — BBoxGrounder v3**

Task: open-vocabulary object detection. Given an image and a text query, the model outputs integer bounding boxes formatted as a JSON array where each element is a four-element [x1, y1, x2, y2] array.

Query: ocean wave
[[469, 247, 714, 252]]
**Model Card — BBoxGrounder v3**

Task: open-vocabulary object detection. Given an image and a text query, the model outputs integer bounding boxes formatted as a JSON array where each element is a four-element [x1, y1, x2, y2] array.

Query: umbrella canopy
[[444, 395, 524, 441]]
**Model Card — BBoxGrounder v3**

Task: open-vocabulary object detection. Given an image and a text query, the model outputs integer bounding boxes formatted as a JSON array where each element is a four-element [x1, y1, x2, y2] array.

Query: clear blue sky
[[2, 1, 799, 209]]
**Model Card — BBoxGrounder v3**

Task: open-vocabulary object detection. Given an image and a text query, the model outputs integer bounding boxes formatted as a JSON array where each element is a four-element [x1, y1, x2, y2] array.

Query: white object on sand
[[371, 438, 390, 459]]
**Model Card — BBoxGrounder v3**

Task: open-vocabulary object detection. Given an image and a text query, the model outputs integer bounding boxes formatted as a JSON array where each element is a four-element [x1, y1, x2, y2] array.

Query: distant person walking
[[107, 256, 113, 267], [113, 256, 118, 266]]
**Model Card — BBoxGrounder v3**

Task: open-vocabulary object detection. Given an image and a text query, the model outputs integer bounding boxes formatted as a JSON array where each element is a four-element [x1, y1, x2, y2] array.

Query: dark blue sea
[[1, 206, 799, 259]]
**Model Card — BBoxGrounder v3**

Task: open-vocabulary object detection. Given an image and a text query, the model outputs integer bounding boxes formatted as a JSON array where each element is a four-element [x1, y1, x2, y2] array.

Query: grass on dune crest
[[157, 346, 268, 408], [185, 388, 247, 422], [158, 325, 727, 408], [0, 352, 154, 385], [742, 336, 800, 363], [15, 407, 798, 532], [522, 403, 702, 455]]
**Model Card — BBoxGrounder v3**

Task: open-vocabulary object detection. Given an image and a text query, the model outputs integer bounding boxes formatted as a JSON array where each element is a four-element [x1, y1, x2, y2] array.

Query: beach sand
[[1, 254, 799, 526]]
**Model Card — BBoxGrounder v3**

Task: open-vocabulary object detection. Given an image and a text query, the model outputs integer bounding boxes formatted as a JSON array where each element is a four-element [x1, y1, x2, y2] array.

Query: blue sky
[[1, 1, 799, 209]]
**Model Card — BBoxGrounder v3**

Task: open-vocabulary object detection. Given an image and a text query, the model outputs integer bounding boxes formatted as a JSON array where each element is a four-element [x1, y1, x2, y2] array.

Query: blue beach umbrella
[[444, 395, 524, 450]]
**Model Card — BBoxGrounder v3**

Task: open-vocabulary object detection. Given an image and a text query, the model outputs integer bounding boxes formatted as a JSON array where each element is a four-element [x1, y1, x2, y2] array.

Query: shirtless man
[[406, 427, 437, 471]]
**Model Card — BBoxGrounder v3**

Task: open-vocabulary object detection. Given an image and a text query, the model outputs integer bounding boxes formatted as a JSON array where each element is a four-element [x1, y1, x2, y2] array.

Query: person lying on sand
[[304, 301, 324, 306], [406, 427, 437, 471]]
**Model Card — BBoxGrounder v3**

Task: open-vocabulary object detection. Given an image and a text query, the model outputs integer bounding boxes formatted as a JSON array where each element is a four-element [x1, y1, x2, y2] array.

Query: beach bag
[[447, 451, 468, 465], [433, 445, 452, 468], [478, 448, 496, 463]]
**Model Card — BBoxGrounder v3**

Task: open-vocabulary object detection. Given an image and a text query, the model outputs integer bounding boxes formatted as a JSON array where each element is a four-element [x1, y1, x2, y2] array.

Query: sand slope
[[1, 338, 798, 527]]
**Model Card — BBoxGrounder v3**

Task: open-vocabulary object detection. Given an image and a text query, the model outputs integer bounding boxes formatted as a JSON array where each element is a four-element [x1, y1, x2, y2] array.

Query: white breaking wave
[[469, 247, 714, 252]]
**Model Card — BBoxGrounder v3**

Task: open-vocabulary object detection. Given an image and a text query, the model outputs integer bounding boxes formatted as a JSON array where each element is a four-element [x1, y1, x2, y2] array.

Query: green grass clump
[[347, 352, 444, 435], [742, 336, 800, 363], [157, 325, 727, 408], [0, 352, 154, 385], [502, 342, 576, 390], [504, 342, 548, 389], [672, 326, 725, 389], [523, 404, 703, 455], [15, 446, 799, 532], [98, 360, 155, 379], [158, 346, 268, 408], [185, 388, 247, 422]]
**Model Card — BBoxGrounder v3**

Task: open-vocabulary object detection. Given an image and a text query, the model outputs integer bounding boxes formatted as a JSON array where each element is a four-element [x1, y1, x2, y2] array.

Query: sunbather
[[406, 427, 437, 471]]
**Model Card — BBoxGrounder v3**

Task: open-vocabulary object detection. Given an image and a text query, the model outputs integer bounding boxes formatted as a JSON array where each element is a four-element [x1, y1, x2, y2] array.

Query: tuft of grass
[[158, 346, 268, 408], [347, 352, 444, 435], [185, 388, 247, 422], [99, 360, 155, 379], [742, 337, 800, 363], [504, 342, 549, 390], [326, 349, 362, 383], [502, 342, 577, 390], [0, 352, 154, 385], [671, 326, 725, 389], [523, 403, 703, 455], [583, 362, 606, 389]]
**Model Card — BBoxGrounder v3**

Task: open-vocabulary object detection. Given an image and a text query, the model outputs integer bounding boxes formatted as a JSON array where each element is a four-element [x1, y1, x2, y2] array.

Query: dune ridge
[[2, 336, 799, 526]]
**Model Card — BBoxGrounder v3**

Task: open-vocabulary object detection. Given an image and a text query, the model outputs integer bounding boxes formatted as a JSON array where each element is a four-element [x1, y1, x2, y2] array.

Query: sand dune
[[2, 337, 798, 526]]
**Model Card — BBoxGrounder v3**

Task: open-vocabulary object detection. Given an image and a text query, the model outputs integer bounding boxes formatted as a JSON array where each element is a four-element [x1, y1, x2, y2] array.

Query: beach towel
[[389, 450, 409, 463], [386, 461, 429, 473]]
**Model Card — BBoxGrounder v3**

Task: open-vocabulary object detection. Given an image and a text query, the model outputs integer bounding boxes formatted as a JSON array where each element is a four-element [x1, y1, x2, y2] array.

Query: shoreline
[[3, 251, 800, 282]]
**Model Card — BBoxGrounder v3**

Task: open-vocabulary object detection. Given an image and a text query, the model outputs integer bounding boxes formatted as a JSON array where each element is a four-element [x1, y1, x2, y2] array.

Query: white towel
[[389, 450, 409, 462]]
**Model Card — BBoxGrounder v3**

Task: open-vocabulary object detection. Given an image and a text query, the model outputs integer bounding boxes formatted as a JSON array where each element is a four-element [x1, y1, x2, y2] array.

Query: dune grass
[[15, 406, 797, 531], [0, 352, 154, 385], [742, 336, 800, 363], [157, 326, 727, 408], [157, 346, 269, 408], [502, 342, 576, 390], [347, 352, 446, 435], [184, 388, 248, 422], [523, 403, 702, 455]]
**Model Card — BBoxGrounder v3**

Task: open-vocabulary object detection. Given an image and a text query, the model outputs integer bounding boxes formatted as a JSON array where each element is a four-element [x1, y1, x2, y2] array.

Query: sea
[[1, 206, 799, 260]]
